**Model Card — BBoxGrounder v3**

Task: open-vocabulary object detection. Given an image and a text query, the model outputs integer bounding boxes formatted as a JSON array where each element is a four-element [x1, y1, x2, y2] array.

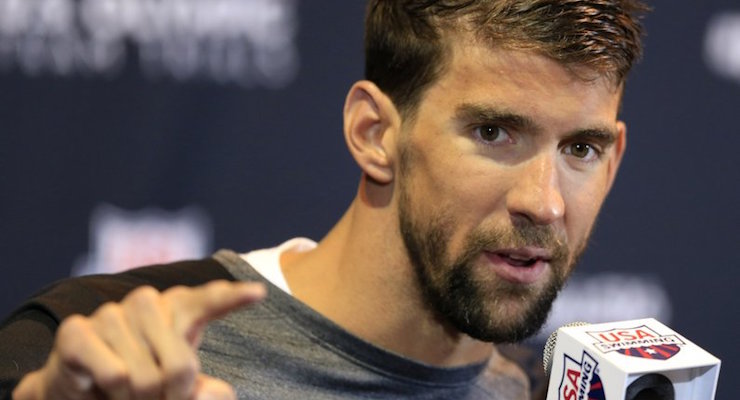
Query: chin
[[450, 279, 561, 343]]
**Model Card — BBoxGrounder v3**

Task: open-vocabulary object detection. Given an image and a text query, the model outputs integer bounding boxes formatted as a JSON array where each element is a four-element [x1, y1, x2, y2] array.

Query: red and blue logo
[[558, 350, 606, 400], [587, 325, 684, 361]]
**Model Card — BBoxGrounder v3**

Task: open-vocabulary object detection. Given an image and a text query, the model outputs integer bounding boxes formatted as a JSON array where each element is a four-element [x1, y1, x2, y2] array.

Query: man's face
[[397, 40, 625, 343]]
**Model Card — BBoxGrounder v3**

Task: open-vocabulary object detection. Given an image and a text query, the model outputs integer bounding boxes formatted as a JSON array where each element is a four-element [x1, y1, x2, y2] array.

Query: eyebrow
[[454, 102, 618, 146], [566, 128, 618, 147], [454, 103, 538, 132]]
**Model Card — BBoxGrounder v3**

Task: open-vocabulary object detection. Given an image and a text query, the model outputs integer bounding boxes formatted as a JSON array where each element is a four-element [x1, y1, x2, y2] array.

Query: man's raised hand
[[13, 280, 266, 400]]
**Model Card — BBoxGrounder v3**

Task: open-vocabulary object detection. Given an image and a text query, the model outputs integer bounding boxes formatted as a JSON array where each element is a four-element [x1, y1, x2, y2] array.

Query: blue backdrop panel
[[0, 1, 737, 398]]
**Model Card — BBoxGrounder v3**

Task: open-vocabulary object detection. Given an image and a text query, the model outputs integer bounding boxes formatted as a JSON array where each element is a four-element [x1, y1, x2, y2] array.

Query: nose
[[505, 153, 565, 226]]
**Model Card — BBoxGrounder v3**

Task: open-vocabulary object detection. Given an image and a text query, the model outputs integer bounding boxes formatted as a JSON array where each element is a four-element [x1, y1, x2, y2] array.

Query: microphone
[[542, 318, 720, 400]]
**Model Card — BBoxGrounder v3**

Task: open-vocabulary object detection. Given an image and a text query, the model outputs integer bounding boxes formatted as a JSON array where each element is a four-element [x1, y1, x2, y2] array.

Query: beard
[[398, 155, 585, 343]]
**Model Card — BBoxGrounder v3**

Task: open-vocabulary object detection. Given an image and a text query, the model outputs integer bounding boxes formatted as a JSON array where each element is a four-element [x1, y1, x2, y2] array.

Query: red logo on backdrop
[[587, 325, 685, 360]]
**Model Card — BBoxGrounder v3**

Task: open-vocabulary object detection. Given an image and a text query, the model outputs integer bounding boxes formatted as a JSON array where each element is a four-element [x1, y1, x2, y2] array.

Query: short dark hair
[[365, 0, 649, 119]]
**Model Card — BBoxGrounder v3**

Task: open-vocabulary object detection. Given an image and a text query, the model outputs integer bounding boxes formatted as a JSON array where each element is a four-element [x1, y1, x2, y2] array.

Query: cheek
[[401, 154, 503, 251], [427, 160, 506, 226], [562, 179, 608, 241]]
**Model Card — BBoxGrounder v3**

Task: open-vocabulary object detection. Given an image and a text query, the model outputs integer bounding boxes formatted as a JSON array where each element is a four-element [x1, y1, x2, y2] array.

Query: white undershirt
[[240, 237, 317, 295]]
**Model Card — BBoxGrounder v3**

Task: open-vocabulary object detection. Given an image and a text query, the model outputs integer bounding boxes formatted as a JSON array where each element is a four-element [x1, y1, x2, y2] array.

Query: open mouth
[[498, 253, 539, 267], [484, 249, 550, 284], [492, 247, 554, 268]]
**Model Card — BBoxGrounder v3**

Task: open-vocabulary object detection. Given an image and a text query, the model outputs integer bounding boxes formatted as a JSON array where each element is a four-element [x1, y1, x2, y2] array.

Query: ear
[[343, 80, 400, 184], [605, 121, 627, 194]]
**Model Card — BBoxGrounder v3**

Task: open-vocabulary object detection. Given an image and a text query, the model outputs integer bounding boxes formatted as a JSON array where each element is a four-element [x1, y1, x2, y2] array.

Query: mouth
[[497, 248, 551, 266], [484, 247, 552, 284]]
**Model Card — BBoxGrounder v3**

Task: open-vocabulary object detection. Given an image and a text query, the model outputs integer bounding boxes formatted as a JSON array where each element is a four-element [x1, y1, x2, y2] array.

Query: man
[[0, 1, 647, 399]]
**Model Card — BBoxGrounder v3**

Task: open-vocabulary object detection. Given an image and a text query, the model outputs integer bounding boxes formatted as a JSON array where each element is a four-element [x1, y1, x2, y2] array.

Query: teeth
[[499, 252, 538, 267]]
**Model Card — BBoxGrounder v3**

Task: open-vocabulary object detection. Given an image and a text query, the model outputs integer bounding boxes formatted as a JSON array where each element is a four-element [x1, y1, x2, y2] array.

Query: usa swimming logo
[[587, 325, 685, 360], [557, 350, 606, 400]]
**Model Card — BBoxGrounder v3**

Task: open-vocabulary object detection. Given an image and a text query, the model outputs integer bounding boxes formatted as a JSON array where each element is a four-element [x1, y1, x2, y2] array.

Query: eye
[[564, 142, 601, 162], [473, 125, 512, 145]]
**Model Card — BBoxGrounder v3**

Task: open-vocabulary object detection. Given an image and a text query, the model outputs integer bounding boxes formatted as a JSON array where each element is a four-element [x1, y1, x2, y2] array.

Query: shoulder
[[6, 255, 236, 324]]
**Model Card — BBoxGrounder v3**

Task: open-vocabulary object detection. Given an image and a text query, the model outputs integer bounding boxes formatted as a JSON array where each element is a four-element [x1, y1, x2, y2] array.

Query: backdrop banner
[[0, 1, 737, 398]]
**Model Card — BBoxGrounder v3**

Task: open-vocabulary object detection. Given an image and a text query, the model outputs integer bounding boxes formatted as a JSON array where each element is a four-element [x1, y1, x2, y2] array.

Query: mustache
[[461, 224, 570, 266]]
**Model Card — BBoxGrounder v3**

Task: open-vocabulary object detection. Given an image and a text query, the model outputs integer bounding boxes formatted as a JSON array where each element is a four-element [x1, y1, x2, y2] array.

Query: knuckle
[[203, 280, 231, 300], [93, 302, 127, 327], [55, 315, 91, 359], [57, 314, 87, 338], [95, 302, 123, 319], [96, 366, 131, 392], [163, 352, 199, 388], [164, 285, 189, 302], [127, 285, 161, 304], [130, 370, 163, 398]]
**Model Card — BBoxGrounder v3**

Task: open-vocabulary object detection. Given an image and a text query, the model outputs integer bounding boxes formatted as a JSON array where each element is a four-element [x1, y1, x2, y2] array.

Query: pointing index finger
[[165, 280, 266, 345]]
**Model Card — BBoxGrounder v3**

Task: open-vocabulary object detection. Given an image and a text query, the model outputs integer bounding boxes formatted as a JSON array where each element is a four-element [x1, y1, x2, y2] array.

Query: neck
[[281, 177, 492, 367]]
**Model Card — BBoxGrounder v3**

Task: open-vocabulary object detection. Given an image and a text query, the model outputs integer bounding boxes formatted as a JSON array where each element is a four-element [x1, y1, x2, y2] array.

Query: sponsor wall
[[0, 1, 737, 398]]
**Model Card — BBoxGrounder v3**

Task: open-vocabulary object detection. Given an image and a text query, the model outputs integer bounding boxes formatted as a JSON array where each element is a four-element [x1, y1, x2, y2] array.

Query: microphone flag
[[544, 318, 720, 400]]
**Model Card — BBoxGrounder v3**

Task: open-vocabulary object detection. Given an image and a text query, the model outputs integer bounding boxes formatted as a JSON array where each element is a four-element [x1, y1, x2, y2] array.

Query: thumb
[[13, 354, 95, 400], [192, 374, 237, 400], [61, 362, 94, 393]]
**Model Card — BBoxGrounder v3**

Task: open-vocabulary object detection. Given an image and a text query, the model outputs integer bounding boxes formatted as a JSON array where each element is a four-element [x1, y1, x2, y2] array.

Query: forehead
[[417, 37, 623, 127]]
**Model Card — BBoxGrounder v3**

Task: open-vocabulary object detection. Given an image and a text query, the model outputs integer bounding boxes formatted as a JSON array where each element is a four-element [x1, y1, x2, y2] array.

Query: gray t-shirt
[[200, 250, 530, 399]]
